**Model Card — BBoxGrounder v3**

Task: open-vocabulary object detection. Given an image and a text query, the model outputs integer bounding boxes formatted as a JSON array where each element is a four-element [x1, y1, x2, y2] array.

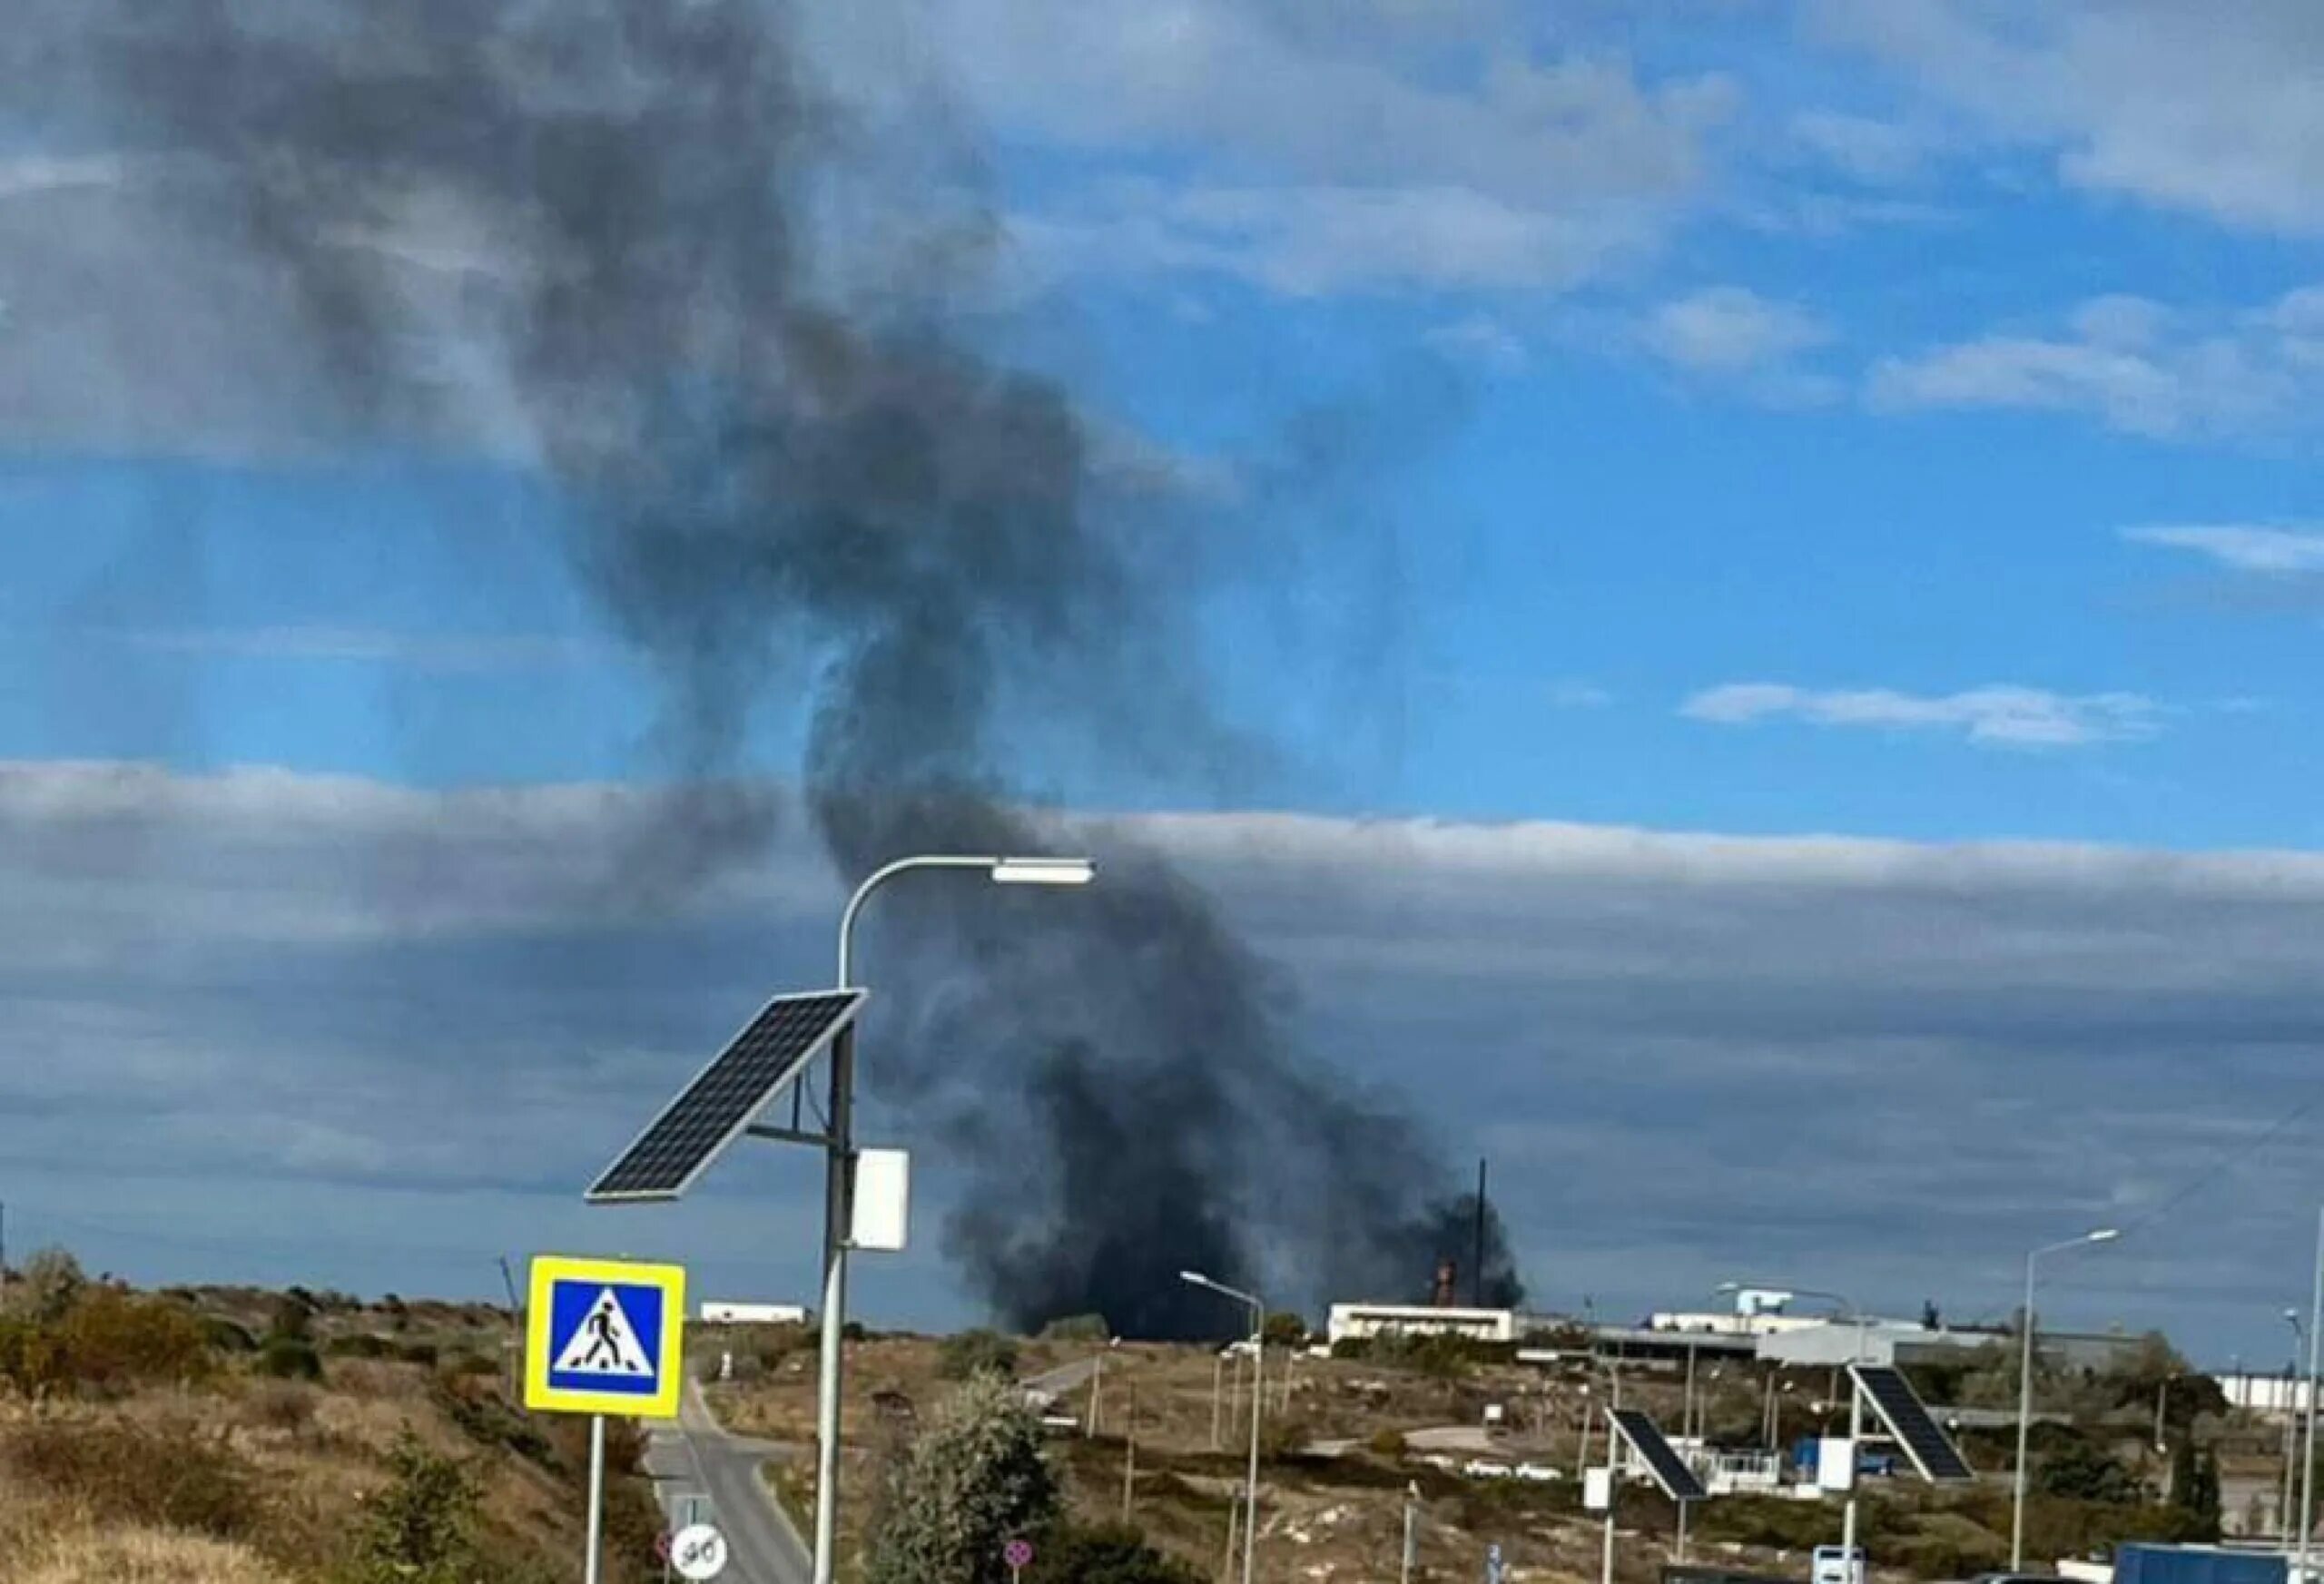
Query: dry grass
[[12, 1521, 294, 1584]]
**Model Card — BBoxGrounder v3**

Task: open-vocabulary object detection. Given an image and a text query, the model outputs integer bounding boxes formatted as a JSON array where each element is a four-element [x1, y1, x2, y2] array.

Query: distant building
[[1649, 1309, 1825, 1338], [1326, 1302, 1518, 1344], [2217, 1372, 2317, 1418], [701, 1301, 808, 1326]]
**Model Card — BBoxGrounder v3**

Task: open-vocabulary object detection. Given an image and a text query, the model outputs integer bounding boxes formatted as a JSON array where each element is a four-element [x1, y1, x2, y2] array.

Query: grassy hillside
[[0, 1252, 662, 1584]]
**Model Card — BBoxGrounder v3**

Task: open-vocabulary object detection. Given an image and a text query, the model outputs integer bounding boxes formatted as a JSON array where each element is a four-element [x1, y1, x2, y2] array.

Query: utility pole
[[1472, 1158, 1488, 1307], [497, 1256, 522, 1402]]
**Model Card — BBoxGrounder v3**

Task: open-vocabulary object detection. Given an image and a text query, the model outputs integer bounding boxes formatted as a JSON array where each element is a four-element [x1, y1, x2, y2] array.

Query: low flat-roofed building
[[1326, 1302, 1518, 1344]]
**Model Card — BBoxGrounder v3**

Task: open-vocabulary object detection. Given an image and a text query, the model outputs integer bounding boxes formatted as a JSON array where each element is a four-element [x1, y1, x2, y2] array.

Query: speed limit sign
[[671, 1523, 728, 1580]]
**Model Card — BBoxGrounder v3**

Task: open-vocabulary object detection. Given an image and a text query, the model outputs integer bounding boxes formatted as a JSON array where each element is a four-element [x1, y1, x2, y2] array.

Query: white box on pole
[[1583, 1468, 1612, 1511], [1817, 1438, 1856, 1492], [851, 1148, 911, 1251]]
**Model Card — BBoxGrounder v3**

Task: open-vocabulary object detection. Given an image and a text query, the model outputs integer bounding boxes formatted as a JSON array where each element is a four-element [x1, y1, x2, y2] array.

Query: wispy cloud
[[1866, 281, 2324, 438], [1810, 0, 2324, 235], [1547, 679, 1614, 710], [1681, 682, 2162, 747], [2122, 524, 2324, 576], [1645, 286, 1829, 375]]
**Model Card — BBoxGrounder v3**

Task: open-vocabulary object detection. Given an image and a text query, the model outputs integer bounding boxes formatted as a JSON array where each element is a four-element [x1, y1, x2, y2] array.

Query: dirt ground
[[703, 1331, 1797, 1584]]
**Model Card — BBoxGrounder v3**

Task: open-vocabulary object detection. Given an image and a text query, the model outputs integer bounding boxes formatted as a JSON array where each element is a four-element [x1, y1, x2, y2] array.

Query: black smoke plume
[[42, 0, 1523, 1335]]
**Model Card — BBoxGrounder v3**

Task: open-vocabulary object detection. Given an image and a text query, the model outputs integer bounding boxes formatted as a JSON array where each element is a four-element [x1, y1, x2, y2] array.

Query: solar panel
[[1849, 1363, 1974, 1483], [586, 989, 866, 1203], [1609, 1408, 1708, 1501]]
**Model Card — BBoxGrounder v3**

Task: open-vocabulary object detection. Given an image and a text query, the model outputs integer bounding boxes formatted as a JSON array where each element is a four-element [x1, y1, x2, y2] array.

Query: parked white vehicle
[[1462, 1459, 1514, 1480], [1513, 1462, 1563, 1483]]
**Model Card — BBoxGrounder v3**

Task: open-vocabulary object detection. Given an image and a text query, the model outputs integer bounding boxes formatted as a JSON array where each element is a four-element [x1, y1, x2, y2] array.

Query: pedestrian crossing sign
[[525, 1254, 686, 1418]]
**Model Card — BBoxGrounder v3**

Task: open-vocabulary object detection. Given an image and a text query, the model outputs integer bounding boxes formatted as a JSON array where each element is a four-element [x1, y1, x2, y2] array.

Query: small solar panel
[[1850, 1363, 1974, 1483], [1609, 1408, 1708, 1501], [586, 989, 865, 1203]]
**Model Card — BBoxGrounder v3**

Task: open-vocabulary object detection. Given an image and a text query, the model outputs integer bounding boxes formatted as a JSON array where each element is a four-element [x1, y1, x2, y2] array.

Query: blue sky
[[7, 0, 2324, 1363]]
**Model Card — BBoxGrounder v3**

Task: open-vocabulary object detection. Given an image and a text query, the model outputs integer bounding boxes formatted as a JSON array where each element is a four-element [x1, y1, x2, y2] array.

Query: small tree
[[344, 1429, 479, 1584], [8, 1247, 85, 1324], [2037, 1439, 2139, 1504], [1261, 1312, 1309, 1349], [866, 1372, 1059, 1584], [938, 1329, 1021, 1382]]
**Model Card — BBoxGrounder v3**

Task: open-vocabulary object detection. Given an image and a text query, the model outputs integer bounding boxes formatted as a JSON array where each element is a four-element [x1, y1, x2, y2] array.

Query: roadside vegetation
[[0, 1246, 662, 1584]]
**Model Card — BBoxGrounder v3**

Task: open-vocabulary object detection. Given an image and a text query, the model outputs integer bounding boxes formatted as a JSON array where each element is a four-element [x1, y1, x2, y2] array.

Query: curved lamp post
[[810, 853, 1095, 1584]]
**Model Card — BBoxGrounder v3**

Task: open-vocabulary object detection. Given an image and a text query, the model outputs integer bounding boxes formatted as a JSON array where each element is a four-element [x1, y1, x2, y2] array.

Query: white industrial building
[[1326, 1303, 1520, 1344], [701, 1300, 808, 1326]]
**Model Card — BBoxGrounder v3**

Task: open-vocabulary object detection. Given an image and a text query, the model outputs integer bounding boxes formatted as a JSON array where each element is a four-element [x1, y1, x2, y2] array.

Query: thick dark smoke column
[[44, 0, 1523, 1334]]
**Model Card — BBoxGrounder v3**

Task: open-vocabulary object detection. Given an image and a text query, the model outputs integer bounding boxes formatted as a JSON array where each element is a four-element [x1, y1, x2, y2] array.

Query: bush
[[1039, 1520, 1202, 1584], [5, 1415, 261, 1540], [1368, 1429, 1408, 1458], [341, 1429, 478, 1584], [258, 1334, 325, 1382], [1262, 1312, 1309, 1348], [327, 1333, 396, 1360], [394, 1340, 440, 1367], [938, 1329, 1021, 1382], [1039, 1313, 1112, 1343], [54, 1288, 212, 1392], [0, 1316, 67, 1395], [204, 1316, 260, 1353], [438, 1350, 497, 1378], [5, 1247, 86, 1324], [867, 1373, 1059, 1584]]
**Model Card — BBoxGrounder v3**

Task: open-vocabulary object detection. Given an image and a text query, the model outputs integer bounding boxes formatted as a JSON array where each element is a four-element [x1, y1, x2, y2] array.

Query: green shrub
[[938, 1328, 1021, 1382], [867, 1373, 1059, 1584], [204, 1316, 259, 1353], [326, 1333, 395, 1359], [1039, 1520, 1202, 1584], [340, 1429, 478, 1584], [395, 1340, 441, 1367], [54, 1288, 212, 1392], [1368, 1429, 1408, 1458], [258, 1334, 325, 1382], [5, 1415, 261, 1539], [1039, 1313, 1112, 1343]]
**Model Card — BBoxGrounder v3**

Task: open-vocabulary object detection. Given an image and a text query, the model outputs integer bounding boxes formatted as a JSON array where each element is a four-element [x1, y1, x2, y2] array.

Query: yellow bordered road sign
[[525, 1254, 686, 1418]]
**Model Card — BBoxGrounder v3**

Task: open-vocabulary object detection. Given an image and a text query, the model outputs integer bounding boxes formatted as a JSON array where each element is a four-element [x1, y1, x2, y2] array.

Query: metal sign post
[[521, 1254, 687, 1584], [584, 1414, 607, 1584]]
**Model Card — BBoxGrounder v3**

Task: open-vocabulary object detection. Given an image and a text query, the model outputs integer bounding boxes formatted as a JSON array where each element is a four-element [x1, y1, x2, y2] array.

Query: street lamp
[[2012, 1228, 2121, 1571], [809, 853, 1095, 1584], [1719, 1281, 1866, 1572], [1183, 1271, 1265, 1584]]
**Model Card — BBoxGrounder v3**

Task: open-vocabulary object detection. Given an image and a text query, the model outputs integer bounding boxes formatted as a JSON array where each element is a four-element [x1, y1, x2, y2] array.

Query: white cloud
[[876, 0, 1737, 296], [1787, 110, 1934, 185], [1867, 280, 2324, 438], [1809, 0, 2324, 233], [1018, 178, 1668, 297], [13, 759, 2324, 1349], [2122, 524, 2324, 576], [1644, 285, 1830, 375], [1681, 681, 2162, 747]]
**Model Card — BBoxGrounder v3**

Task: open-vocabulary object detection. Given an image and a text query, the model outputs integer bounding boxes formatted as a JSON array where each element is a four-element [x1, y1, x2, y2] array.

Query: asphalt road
[[646, 1379, 812, 1584]]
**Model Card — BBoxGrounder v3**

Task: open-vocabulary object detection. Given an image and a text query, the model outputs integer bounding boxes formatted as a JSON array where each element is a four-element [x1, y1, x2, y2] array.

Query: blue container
[[2117, 1545, 2287, 1584]]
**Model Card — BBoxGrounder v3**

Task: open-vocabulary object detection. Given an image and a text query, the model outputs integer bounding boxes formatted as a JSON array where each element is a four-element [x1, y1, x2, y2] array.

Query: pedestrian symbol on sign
[[553, 1288, 653, 1377]]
